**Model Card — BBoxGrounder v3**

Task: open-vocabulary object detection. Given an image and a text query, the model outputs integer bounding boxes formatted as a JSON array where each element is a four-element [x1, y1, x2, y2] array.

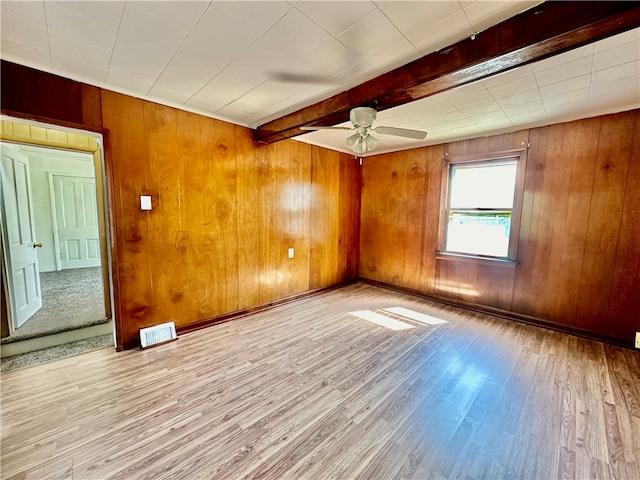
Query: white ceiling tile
[[132, 1, 209, 32], [595, 28, 640, 52], [413, 110, 466, 129], [473, 111, 512, 128], [539, 74, 591, 98], [546, 100, 590, 119], [49, 31, 111, 70], [161, 56, 217, 87], [422, 117, 475, 133], [283, 39, 367, 81], [148, 85, 192, 105], [185, 95, 229, 115], [379, 94, 451, 119], [188, 7, 260, 54], [49, 1, 125, 30], [51, 54, 107, 83], [219, 62, 271, 91], [229, 38, 297, 76], [410, 10, 474, 55], [195, 74, 257, 107], [216, 98, 262, 121], [263, 8, 332, 59], [532, 43, 593, 72], [240, 80, 308, 110], [447, 89, 495, 108], [1, 1, 47, 29], [381, 1, 460, 38], [118, 3, 190, 52], [325, 62, 378, 88], [112, 32, 175, 70], [495, 89, 542, 109], [152, 72, 202, 97], [442, 80, 488, 100], [534, 55, 593, 87], [177, 10, 260, 71], [487, 73, 538, 98], [381, 100, 458, 124], [104, 71, 153, 95], [296, 1, 377, 36], [0, 16, 49, 51], [212, 1, 292, 36], [245, 85, 332, 126], [0, 38, 51, 68], [592, 61, 640, 86], [337, 9, 405, 59], [543, 88, 589, 108], [506, 108, 547, 124], [589, 93, 640, 113], [590, 76, 640, 101], [108, 55, 164, 84], [366, 39, 421, 71], [503, 99, 545, 117], [464, 1, 541, 33], [593, 41, 640, 72], [458, 101, 502, 117], [45, 2, 118, 52], [481, 65, 533, 87]]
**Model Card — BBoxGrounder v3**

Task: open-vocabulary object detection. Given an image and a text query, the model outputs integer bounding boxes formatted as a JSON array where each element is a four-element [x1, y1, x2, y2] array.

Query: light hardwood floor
[[1, 283, 639, 479]]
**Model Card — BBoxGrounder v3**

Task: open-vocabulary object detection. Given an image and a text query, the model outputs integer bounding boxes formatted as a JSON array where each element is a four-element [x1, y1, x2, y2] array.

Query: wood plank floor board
[[1, 283, 639, 479]]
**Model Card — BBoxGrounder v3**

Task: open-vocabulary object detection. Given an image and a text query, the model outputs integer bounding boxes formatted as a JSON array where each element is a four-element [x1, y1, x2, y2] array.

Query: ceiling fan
[[300, 106, 427, 154]]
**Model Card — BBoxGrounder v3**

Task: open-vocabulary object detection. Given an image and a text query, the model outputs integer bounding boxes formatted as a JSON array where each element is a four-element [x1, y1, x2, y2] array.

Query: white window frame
[[437, 149, 527, 266]]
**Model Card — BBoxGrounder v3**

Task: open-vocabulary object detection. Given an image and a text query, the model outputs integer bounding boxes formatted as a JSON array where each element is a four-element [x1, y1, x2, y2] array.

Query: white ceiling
[[1, 1, 639, 156]]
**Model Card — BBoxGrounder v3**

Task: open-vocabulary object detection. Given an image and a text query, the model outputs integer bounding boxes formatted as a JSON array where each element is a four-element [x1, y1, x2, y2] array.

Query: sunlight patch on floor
[[383, 307, 449, 325], [349, 310, 415, 331]]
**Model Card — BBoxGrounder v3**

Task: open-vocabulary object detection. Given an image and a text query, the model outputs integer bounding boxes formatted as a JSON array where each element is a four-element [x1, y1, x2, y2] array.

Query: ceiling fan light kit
[[300, 106, 427, 155]]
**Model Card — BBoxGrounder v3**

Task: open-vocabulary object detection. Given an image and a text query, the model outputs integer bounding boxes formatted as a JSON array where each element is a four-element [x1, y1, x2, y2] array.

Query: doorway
[[0, 117, 114, 356]]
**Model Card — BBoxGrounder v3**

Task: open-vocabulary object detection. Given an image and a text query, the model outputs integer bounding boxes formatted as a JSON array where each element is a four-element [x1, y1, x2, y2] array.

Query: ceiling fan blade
[[374, 126, 427, 140], [300, 126, 353, 131]]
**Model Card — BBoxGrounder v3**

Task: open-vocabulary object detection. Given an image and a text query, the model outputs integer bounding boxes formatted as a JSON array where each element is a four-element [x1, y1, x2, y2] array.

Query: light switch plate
[[635, 332, 640, 349], [140, 195, 152, 211], [288, 248, 294, 259]]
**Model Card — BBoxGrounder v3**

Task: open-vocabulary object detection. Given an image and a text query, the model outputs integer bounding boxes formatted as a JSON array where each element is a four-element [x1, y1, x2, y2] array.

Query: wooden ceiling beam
[[255, 1, 640, 144]]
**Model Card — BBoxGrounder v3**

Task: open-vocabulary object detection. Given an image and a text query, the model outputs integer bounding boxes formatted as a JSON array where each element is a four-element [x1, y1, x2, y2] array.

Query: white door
[[0, 144, 43, 329], [52, 175, 101, 269]]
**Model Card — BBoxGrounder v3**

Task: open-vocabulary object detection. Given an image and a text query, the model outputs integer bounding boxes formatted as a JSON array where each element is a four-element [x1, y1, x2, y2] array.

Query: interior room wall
[[3, 60, 638, 348], [1, 62, 361, 349], [25, 148, 95, 272], [359, 110, 640, 344], [101, 91, 361, 348]]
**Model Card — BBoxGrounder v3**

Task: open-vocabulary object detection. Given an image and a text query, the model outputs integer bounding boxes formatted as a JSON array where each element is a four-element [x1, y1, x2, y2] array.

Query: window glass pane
[[446, 211, 511, 257], [449, 161, 517, 209]]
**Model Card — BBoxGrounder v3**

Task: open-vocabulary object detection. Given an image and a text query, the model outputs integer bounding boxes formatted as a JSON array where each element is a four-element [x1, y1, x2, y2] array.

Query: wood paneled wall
[[1, 61, 102, 129], [4, 59, 638, 347], [360, 110, 640, 344], [101, 92, 360, 349], [1, 60, 360, 349]]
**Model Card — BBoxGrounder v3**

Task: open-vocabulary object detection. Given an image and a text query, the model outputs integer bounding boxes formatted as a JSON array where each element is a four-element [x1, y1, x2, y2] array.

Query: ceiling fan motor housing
[[350, 107, 377, 127]]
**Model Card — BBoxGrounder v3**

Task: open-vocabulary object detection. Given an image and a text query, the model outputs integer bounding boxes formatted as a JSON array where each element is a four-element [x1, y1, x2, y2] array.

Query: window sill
[[435, 251, 518, 268]]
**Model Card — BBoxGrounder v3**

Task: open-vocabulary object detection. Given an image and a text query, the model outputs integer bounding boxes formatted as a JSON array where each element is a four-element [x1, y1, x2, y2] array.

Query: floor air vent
[[140, 322, 178, 349]]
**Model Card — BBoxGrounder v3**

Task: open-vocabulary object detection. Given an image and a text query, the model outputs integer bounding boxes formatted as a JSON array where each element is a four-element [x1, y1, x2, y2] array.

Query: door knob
[[33, 242, 43, 248]]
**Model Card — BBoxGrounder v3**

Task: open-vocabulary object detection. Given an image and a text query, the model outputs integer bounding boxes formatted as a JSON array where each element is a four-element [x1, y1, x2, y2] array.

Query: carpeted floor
[[2, 267, 108, 344]]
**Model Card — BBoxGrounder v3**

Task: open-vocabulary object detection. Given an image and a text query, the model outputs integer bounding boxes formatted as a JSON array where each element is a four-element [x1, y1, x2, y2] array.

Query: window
[[438, 151, 525, 263]]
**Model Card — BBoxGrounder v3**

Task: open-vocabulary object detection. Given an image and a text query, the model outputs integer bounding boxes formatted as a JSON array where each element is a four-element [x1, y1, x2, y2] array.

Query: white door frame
[[0, 115, 115, 344]]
